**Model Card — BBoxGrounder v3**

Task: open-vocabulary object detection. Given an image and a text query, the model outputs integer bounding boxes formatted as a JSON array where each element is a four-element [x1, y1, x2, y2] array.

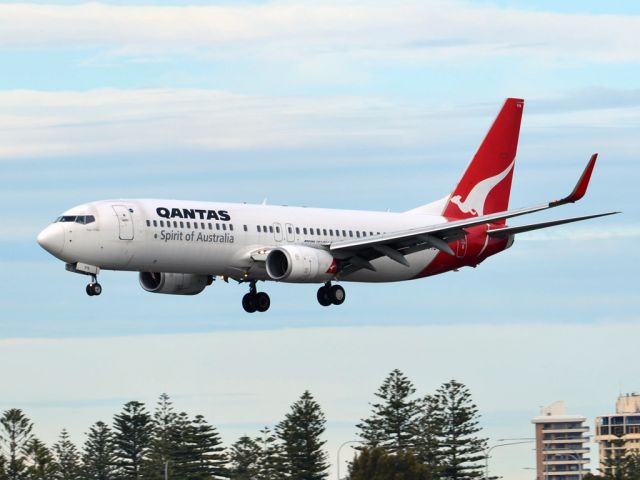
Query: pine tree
[[414, 395, 444, 478], [348, 447, 433, 480], [168, 412, 198, 478], [433, 380, 487, 480], [0, 409, 34, 480], [23, 438, 58, 480], [228, 436, 261, 479], [113, 401, 153, 480], [190, 414, 227, 479], [144, 394, 178, 480], [82, 421, 117, 480], [277, 390, 329, 480], [255, 427, 286, 480], [53, 429, 81, 480], [356, 369, 422, 453]]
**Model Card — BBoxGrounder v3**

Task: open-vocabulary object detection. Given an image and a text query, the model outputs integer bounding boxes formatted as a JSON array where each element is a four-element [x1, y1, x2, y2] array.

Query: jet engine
[[265, 245, 336, 283], [139, 272, 212, 295]]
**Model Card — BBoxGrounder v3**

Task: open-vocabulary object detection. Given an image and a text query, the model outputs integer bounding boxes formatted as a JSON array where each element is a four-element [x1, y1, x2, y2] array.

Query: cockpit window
[[55, 215, 95, 224], [76, 215, 96, 225]]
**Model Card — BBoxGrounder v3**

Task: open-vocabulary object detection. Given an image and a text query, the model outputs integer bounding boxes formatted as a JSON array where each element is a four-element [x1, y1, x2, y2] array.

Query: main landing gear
[[317, 282, 346, 307], [242, 281, 271, 313], [86, 275, 102, 297]]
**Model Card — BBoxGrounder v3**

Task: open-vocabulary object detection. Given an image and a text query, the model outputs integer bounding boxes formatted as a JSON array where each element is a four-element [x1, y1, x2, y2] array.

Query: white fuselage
[[39, 199, 450, 283]]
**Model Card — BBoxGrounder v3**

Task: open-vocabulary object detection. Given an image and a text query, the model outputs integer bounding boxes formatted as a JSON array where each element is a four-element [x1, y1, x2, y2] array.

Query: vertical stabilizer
[[442, 98, 524, 223]]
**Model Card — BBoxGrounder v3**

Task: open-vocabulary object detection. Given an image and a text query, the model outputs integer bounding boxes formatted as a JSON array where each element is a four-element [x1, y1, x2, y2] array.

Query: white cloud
[[0, 1, 638, 63], [1, 87, 640, 160]]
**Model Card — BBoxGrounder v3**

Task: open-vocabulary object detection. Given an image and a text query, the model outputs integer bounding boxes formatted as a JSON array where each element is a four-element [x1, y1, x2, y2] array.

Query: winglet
[[551, 153, 598, 207]]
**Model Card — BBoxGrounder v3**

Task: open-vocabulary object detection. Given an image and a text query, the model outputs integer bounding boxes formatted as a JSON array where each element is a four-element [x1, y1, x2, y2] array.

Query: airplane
[[37, 98, 618, 313]]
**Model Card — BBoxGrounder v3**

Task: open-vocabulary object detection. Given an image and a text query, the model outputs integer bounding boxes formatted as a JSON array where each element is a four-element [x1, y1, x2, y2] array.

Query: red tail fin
[[442, 98, 524, 223]]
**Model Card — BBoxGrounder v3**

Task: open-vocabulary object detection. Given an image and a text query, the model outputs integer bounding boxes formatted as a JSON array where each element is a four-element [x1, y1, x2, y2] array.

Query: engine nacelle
[[265, 245, 336, 283], [139, 272, 211, 295]]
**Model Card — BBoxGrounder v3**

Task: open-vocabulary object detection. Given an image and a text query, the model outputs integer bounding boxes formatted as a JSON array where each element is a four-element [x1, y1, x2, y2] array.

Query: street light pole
[[485, 440, 535, 480], [336, 440, 364, 480], [565, 453, 583, 480]]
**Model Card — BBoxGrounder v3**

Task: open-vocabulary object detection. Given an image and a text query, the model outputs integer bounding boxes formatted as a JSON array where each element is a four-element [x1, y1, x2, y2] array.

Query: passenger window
[[275, 226, 280, 233], [180, 221, 184, 228], [159, 220, 164, 227], [230, 224, 234, 231], [201, 222, 205, 229], [336, 230, 340, 237], [323, 229, 327, 235], [263, 225, 267, 232], [288, 227, 293, 234], [269, 226, 273, 233], [356, 231, 360, 238], [194, 223, 198, 229], [362, 232, 366, 237], [186, 222, 191, 228], [222, 224, 227, 231], [244, 225, 248, 232], [146, 220, 150, 227], [152, 220, 157, 227], [303, 228, 307, 234], [257, 225, 261, 233], [329, 229, 334, 236], [349, 230, 353, 237]]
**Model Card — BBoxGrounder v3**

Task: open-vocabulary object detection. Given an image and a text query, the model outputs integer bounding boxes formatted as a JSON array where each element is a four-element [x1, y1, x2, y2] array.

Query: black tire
[[317, 286, 332, 307], [86, 284, 95, 296], [330, 285, 345, 305], [256, 292, 271, 312], [92, 283, 102, 296], [242, 293, 257, 313]]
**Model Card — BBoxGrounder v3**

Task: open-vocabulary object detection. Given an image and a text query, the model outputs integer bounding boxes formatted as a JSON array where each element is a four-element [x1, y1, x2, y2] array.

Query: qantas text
[[156, 207, 231, 221]]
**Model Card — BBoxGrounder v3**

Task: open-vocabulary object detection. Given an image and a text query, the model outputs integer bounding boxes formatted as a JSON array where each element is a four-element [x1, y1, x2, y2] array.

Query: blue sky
[[0, 1, 638, 478]]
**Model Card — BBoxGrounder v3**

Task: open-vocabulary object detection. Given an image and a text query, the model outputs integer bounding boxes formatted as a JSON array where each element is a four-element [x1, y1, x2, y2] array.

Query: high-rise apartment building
[[595, 393, 640, 474], [532, 401, 590, 480]]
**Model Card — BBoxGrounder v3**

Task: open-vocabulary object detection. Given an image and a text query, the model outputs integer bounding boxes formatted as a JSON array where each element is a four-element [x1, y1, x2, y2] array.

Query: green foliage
[[348, 447, 433, 480], [189, 414, 227, 478], [53, 429, 81, 480], [414, 395, 443, 478], [357, 370, 422, 452], [82, 421, 117, 480], [601, 452, 640, 480], [113, 401, 153, 480], [433, 380, 487, 480], [256, 427, 287, 480], [23, 438, 57, 480], [0, 409, 34, 480], [144, 394, 178, 480], [277, 390, 329, 480], [229, 435, 261, 479]]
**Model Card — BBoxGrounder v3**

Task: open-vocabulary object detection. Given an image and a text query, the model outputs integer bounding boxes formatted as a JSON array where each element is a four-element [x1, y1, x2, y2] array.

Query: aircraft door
[[285, 223, 295, 242], [273, 222, 283, 242], [112, 205, 135, 240], [456, 236, 467, 258]]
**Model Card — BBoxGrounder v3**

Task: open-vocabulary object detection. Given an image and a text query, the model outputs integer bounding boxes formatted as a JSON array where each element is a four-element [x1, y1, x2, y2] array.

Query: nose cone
[[37, 224, 65, 256]]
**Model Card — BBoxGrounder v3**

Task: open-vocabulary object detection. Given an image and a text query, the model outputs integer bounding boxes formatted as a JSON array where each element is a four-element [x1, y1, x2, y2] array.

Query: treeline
[[0, 371, 490, 480]]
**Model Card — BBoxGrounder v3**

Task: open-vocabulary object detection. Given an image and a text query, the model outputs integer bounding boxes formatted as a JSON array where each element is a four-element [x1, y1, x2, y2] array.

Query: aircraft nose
[[37, 224, 65, 256]]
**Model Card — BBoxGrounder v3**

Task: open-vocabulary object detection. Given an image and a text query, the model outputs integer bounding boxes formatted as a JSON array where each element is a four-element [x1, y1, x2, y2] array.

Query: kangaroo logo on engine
[[156, 207, 231, 221]]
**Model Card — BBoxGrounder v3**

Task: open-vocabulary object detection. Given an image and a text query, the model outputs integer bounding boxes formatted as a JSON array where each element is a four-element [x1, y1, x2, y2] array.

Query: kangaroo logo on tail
[[450, 160, 515, 216]]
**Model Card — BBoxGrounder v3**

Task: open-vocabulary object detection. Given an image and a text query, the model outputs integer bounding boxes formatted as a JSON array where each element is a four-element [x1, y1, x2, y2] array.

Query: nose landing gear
[[86, 275, 102, 297], [242, 281, 270, 313], [317, 282, 345, 307]]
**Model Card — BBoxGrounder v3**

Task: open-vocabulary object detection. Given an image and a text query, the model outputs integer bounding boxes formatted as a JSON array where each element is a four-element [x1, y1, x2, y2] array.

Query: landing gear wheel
[[256, 292, 271, 312], [86, 283, 102, 296], [317, 286, 332, 307], [242, 293, 257, 313], [329, 285, 345, 305]]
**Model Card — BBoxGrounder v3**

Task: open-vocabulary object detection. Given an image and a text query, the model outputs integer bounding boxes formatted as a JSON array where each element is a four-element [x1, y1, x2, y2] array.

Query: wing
[[330, 154, 619, 275]]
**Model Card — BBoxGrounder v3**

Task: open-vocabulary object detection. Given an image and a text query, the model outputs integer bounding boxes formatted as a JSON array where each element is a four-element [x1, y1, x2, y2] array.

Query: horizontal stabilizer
[[487, 212, 619, 237]]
